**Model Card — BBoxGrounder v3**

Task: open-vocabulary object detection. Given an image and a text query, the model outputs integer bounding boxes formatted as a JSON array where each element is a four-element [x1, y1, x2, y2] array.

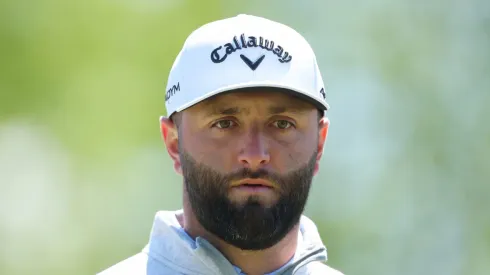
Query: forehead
[[190, 88, 317, 114]]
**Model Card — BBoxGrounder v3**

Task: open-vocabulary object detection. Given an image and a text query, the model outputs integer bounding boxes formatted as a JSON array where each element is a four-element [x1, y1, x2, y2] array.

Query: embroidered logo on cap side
[[319, 88, 326, 99], [165, 82, 180, 101], [210, 33, 292, 69]]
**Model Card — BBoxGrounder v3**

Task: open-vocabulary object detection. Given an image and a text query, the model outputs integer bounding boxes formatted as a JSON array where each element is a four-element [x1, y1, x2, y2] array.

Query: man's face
[[164, 89, 328, 250]]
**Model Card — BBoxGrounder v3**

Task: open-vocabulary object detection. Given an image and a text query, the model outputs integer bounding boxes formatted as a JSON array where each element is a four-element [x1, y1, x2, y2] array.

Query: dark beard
[[180, 150, 317, 251]]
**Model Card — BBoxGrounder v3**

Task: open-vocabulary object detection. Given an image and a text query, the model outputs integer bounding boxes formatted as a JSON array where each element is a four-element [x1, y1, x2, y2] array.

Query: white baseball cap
[[164, 14, 329, 118]]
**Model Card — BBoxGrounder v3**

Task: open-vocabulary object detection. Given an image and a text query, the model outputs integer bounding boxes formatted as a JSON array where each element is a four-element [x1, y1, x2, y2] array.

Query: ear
[[160, 116, 182, 175], [313, 116, 329, 175]]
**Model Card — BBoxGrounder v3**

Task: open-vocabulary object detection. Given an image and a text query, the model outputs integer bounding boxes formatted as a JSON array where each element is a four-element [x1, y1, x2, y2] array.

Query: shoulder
[[96, 253, 149, 275], [297, 261, 345, 275], [96, 252, 178, 275]]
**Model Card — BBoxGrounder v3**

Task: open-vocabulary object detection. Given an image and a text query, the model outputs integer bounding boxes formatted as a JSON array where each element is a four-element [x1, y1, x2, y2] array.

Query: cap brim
[[171, 82, 329, 117]]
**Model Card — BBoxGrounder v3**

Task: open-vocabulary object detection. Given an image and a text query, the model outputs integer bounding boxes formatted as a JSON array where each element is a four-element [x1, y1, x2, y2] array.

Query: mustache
[[222, 168, 285, 190], [224, 168, 282, 187], [230, 168, 270, 180]]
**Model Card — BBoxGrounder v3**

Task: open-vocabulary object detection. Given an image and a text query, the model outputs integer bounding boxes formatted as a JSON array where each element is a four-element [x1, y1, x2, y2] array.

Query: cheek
[[183, 133, 237, 170], [270, 134, 316, 168]]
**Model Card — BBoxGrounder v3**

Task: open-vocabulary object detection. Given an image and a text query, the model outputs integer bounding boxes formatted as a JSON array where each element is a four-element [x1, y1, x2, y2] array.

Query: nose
[[237, 128, 270, 170]]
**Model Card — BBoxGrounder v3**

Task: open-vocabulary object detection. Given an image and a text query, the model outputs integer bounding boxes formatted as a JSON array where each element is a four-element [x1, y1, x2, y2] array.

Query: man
[[98, 14, 343, 275]]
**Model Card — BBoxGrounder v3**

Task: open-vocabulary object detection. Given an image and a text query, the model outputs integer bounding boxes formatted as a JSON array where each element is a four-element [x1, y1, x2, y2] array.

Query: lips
[[239, 183, 272, 189], [241, 183, 269, 186], [233, 178, 275, 189]]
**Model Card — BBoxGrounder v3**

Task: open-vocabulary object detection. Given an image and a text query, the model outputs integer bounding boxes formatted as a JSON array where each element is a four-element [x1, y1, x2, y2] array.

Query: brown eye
[[215, 120, 235, 129], [273, 120, 293, 129]]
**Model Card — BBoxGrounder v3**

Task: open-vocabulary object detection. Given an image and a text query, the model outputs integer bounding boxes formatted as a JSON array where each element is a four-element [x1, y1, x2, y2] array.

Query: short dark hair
[[170, 112, 182, 128]]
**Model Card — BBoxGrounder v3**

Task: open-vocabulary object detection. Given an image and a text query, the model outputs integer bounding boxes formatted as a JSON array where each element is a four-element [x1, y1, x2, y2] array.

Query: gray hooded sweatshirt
[[97, 210, 343, 275]]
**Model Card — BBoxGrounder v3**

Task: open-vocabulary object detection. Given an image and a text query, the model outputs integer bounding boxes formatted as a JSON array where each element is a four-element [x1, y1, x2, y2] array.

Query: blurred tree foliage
[[0, 0, 225, 160]]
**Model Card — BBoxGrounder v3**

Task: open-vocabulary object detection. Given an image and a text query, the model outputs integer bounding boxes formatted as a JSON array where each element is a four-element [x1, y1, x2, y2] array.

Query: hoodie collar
[[142, 210, 327, 275]]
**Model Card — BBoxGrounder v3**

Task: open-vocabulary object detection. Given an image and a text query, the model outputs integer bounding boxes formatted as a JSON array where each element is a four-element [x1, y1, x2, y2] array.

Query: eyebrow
[[267, 105, 309, 114], [204, 105, 309, 117], [204, 107, 242, 117]]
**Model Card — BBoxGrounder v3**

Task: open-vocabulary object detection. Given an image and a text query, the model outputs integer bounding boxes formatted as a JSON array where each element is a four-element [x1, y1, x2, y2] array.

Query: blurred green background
[[1, 0, 489, 274]]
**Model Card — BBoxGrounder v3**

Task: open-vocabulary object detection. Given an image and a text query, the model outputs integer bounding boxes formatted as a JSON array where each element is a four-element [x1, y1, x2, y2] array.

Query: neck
[[181, 193, 299, 275]]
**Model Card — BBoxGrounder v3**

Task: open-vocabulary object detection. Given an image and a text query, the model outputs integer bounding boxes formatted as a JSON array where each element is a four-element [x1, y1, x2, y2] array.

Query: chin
[[231, 196, 277, 209], [229, 193, 279, 206]]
